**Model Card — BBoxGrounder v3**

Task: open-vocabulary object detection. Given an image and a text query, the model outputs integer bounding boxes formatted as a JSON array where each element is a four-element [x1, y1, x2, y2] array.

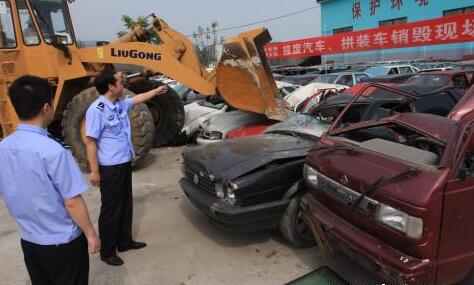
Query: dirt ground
[[0, 147, 383, 285]]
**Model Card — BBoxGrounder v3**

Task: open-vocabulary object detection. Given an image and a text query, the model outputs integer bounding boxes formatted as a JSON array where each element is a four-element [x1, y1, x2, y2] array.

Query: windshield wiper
[[351, 167, 418, 209]]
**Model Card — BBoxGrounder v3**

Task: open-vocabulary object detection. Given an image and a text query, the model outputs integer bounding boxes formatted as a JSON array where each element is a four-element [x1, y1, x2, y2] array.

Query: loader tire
[[61, 87, 154, 171], [127, 81, 185, 146]]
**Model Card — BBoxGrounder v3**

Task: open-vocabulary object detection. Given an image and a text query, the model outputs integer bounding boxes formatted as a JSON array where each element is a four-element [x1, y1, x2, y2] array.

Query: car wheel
[[279, 195, 316, 248]]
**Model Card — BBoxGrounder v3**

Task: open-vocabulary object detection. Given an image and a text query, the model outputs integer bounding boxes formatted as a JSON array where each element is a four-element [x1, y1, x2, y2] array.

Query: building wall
[[319, 0, 474, 63]]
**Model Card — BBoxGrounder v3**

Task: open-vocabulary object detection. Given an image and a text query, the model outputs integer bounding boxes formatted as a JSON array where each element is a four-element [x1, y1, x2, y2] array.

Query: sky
[[68, 0, 321, 43]]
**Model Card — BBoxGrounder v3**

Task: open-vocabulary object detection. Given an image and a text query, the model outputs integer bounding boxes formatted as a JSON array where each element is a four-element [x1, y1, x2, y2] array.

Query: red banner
[[264, 12, 474, 59]]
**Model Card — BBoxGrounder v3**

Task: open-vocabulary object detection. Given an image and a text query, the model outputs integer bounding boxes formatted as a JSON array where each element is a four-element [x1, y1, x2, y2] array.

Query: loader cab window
[[0, 0, 17, 48], [18, 0, 40, 45], [30, 0, 74, 45]]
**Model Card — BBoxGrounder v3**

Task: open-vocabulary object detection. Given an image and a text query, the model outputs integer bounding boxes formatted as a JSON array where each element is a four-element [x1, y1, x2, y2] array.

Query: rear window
[[407, 75, 450, 87]]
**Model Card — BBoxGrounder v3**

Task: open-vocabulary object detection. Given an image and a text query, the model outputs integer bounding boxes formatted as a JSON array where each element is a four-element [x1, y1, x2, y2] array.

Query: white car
[[182, 81, 298, 142], [182, 101, 228, 138], [196, 82, 344, 145], [365, 65, 420, 76], [196, 110, 268, 145], [284, 82, 346, 111]]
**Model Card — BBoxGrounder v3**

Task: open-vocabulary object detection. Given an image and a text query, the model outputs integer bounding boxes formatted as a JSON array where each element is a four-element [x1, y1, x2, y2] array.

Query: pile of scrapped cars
[[168, 61, 474, 146], [178, 64, 474, 283]]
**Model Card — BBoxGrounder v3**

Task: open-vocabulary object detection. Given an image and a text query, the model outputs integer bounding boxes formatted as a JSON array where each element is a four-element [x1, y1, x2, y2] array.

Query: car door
[[438, 123, 474, 284]]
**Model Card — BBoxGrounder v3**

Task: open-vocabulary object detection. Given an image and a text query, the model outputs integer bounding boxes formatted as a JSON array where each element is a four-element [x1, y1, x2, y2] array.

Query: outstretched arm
[[132, 85, 168, 105]]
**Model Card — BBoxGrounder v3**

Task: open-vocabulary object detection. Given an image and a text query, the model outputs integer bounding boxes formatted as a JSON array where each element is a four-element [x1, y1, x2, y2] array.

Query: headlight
[[303, 164, 319, 187], [376, 203, 423, 239], [204, 131, 222, 140], [215, 183, 225, 199]]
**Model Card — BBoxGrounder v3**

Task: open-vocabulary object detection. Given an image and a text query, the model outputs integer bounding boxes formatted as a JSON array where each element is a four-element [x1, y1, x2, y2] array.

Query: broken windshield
[[30, 0, 74, 44], [333, 122, 446, 168]]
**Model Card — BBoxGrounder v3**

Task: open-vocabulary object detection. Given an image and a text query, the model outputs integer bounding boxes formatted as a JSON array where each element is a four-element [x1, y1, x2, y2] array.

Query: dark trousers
[[99, 161, 133, 258], [21, 234, 89, 285]]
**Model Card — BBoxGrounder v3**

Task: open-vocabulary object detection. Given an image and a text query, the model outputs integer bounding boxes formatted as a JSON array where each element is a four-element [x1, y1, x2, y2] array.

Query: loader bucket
[[216, 28, 289, 121]]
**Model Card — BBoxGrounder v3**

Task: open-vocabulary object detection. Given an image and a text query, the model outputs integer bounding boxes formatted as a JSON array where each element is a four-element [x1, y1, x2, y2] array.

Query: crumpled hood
[[183, 134, 314, 181], [203, 110, 267, 133], [184, 102, 223, 125]]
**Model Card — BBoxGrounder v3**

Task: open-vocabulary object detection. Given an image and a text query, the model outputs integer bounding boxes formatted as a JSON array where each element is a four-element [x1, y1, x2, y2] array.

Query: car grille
[[184, 165, 216, 197], [317, 173, 378, 215]]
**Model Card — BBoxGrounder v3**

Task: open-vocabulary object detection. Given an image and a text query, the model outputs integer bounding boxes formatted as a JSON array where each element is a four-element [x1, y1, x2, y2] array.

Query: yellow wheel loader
[[0, 0, 287, 170]]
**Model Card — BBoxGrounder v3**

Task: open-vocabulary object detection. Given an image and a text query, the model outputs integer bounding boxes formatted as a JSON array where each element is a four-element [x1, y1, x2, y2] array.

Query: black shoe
[[101, 255, 124, 266], [118, 240, 147, 252]]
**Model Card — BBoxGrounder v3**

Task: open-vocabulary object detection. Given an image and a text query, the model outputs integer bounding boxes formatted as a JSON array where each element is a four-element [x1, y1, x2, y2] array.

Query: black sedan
[[180, 114, 329, 247]]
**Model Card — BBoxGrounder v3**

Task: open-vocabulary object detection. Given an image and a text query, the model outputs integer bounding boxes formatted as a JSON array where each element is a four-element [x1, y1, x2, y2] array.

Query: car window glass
[[466, 72, 474, 83], [198, 100, 225, 110], [388, 68, 399, 74], [370, 102, 410, 120], [458, 132, 474, 179], [339, 104, 370, 126], [408, 75, 449, 87], [355, 74, 369, 83], [336, 75, 353, 86], [0, 0, 16, 48], [18, 0, 40, 45], [399, 67, 411, 74], [312, 74, 338, 83], [414, 93, 455, 117], [452, 75, 469, 89]]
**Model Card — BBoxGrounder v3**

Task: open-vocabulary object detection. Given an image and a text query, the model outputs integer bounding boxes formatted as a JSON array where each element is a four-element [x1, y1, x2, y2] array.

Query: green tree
[[192, 21, 225, 67], [117, 15, 161, 44]]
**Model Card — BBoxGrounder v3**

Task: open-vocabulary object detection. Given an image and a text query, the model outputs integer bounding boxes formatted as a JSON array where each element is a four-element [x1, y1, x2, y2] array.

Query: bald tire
[[61, 87, 154, 171], [127, 81, 185, 146]]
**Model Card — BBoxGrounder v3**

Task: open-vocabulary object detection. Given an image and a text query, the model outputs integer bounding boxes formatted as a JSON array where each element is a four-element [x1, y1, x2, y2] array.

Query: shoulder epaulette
[[48, 135, 71, 149], [97, 102, 105, 111]]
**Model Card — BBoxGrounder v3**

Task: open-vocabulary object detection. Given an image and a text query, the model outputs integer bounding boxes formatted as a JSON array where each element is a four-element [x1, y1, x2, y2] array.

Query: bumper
[[303, 195, 435, 285], [180, 178, 289, 232], [196, 136, 222, 145]]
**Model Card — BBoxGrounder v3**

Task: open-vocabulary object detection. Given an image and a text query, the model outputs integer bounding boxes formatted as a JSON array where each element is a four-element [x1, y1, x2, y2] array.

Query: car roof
[[412, 69, 474, 76]]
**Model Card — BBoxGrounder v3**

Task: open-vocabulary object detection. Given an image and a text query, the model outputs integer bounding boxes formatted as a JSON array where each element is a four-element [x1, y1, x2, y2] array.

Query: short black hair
[[95, 69, 117, 95], [8, 75, 54, 120]]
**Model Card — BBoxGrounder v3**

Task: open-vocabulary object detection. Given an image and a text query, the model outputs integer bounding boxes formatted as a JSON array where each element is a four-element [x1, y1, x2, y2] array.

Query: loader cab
[[0, 0, 74, 48], [22, 0, 75, 45], [0, 0, 82, 138]]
